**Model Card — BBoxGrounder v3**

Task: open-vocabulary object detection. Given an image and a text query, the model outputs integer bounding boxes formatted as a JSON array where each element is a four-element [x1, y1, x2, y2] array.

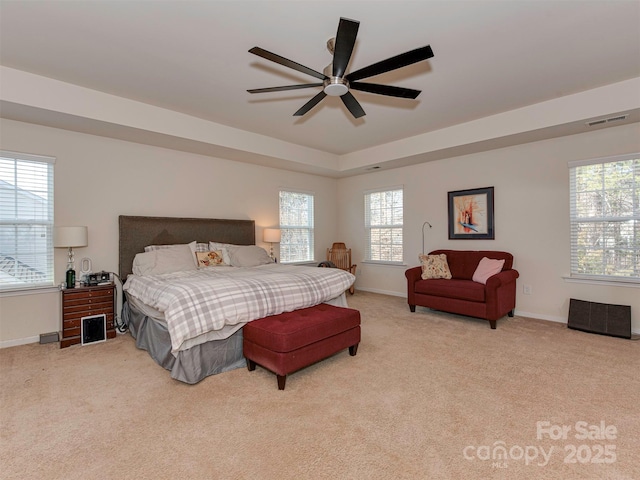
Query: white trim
[[562, 275, 640, 288], [0, 335, 40, 349], [356, 286, 404, 297], [0, 286, 60, 297], [279, 186, 314, 195], [361, 261, 407, 267], [514, 310, 566, 324], [515, 309, 640, 335], [567, 152, 638, 168], [0, 150, 56, 164], [363, 184, 404, 195]]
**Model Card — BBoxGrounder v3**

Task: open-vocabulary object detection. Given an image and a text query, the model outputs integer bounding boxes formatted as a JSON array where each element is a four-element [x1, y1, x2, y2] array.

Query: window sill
[[562, 276, 640, 288], [361, 261, 408, 267], [0, 285, 60, 298]]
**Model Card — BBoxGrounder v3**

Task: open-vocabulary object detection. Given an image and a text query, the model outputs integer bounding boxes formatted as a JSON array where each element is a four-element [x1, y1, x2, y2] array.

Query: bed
[[119, 215, 355, 384]]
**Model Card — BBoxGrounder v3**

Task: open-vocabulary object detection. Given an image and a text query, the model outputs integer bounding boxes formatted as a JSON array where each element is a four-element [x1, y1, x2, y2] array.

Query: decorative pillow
[[144, 241, 198, 267], [195, 250, 226, 267], [472, 257, 506, 284], [419, 254, 452, 280], [195, 242, 210, 253], [226, 245, 274, 267], [132, 244, 198, 276], [209, 241, 236, 265]]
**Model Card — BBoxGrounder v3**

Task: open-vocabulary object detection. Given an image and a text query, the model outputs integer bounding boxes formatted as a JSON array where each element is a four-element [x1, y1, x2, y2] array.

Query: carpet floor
[[1, 291, 638, 480]]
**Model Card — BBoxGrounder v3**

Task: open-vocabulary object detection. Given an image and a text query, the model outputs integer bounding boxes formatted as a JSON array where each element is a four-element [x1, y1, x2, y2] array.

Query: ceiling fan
[[247, 17, 434, 119]]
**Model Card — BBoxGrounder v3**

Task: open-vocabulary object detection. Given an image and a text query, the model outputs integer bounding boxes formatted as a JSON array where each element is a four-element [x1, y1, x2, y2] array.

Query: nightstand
[[60, 284, 116, 348]]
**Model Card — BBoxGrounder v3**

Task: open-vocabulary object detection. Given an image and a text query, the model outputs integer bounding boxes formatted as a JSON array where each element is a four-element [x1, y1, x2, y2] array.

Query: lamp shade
[[54, 226, 88, 248], [263, 228, 281, 243]]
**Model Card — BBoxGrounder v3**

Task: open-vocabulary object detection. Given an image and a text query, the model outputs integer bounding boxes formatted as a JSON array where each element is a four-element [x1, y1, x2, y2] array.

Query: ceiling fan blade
[[350, 82, 421, 99], [341, 92, 366, 119], [332, 17, 359, 78], [293, 91, 327, 116], [248, 83, 323, 94], [249, 46, 327, 80], [346, 45, 434, 82]]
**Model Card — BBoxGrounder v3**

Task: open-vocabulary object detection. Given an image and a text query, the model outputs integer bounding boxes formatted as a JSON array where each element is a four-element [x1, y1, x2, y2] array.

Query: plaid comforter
[[123, 264, 355, 354]]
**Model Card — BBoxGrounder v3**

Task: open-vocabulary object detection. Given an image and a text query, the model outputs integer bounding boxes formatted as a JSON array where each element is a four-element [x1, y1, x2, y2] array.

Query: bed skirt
[[122, 300, 246, 384]]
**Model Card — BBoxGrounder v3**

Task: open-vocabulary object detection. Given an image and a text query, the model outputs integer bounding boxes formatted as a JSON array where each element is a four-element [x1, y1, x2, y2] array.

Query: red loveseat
[[405, 250, 519, 329]]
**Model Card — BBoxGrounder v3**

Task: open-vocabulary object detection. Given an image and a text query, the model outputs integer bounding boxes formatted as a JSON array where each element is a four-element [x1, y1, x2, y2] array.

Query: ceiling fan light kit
[[248, 17, 434, 119], [324, 77, 349, 97]]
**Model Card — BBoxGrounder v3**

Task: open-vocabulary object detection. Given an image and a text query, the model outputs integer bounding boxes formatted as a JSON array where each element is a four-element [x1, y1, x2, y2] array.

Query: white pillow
[[132, 251, 157, 276], [209, 241, 235, 265], [133, 243, 198, 276], [145, 241, 198, 267], [226, 245, 274, 267]]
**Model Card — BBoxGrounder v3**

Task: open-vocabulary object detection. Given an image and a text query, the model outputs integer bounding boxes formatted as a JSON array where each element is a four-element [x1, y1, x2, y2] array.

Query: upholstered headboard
[[118, 215, 255, 280]]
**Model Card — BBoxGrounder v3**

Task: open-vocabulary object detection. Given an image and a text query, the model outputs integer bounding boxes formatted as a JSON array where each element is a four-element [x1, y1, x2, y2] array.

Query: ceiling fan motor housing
[[324, 76, 349, 96]]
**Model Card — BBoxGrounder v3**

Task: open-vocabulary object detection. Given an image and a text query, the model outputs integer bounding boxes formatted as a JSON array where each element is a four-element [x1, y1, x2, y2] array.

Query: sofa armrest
[[485, 269, 520, 320], [405, 266, 423, 308], [405, 266, 422, 284], [485, 269, 519, 289]]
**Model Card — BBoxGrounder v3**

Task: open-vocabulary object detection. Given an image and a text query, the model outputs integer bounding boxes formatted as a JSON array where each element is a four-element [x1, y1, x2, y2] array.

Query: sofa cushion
[[414, 278, 486, 302]]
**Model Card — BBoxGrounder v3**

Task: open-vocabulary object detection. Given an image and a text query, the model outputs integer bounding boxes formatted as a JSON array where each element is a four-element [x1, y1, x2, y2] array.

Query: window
[[569, 153, 639, 282], [279, 190, 314, 263], [0, 151, 55, 291], [365, 187, 403, 263]]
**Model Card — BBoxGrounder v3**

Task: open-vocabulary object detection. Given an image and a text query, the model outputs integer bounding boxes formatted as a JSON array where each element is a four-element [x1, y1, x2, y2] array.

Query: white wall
[[0, 119, 338, 345], [337, 122, 640, 332], [1, 118, 639, 344]]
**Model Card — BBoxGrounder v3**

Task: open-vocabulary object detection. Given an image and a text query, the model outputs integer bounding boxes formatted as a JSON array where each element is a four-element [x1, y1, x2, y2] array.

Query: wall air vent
[[586, 114, 628, 127], [606, 115, 627, 123]]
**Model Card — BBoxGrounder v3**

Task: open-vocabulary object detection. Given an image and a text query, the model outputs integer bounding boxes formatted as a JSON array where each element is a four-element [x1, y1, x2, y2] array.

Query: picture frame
[[448, 186, 494, 239]]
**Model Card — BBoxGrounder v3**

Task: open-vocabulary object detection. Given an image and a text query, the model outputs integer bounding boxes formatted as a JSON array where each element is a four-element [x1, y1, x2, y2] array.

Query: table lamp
[[263, 228, 281, 261], [54, 226, 88, 288]]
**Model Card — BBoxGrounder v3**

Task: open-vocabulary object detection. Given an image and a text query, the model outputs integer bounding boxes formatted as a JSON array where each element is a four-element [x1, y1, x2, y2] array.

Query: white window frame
[[279, 189, 315, 264], [568, 153, 639, 285], [364, 186, 404, 265], [0, 150, 56, 292]]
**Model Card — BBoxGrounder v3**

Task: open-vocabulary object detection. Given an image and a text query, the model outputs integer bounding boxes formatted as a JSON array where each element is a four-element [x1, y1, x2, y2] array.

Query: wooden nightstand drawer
[[60, 284, 116, 348], [63, 300, 114, 317]]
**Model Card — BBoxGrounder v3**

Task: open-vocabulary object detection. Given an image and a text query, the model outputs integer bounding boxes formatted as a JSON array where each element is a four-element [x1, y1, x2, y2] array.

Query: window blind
[[279, 190, 315, 263], [364, 186, 403, 263], [569, 153, 639, 281], [0, 150, 56, 290]]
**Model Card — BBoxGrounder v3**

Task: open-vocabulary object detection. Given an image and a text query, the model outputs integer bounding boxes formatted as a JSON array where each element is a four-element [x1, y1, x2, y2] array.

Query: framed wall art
[[448, 186, 494, 239]]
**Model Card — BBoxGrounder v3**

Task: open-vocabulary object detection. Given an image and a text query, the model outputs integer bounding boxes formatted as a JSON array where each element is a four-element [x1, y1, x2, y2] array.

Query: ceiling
[[1, 1, 639, 177]]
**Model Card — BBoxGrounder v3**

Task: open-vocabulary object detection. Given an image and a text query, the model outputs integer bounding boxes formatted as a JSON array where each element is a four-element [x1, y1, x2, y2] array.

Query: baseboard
[[355, 296, 640, 335], [0, 335, 40, 349], [1, 301, 636, 348], [355, 287, 405, 298], [504, 309, 639, 335], [514, 309, 566, 324]]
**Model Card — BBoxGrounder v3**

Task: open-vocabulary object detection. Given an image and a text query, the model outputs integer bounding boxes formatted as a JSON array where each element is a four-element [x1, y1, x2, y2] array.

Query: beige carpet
[[1, 291, 638, 480]]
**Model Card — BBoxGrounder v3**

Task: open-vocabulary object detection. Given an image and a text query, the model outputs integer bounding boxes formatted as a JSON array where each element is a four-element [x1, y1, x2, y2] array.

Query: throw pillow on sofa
[[472, 257, 505, 284], [419, 254, 452, 280]]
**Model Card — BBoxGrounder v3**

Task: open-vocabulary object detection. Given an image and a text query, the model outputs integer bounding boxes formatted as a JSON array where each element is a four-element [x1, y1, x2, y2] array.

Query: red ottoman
[[243, 303, 361, 390]]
